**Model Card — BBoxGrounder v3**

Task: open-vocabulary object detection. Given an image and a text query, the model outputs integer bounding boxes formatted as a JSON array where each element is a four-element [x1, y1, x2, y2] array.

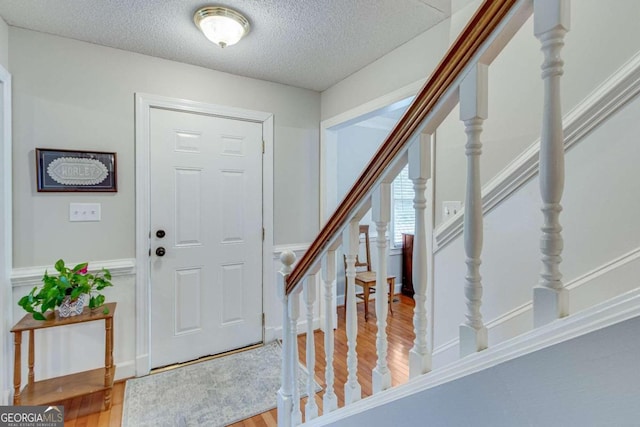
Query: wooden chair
[[343, 224, 395, 321]]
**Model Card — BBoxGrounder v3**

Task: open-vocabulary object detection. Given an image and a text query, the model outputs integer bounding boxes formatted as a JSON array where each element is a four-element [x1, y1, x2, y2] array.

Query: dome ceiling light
[[194, 6, 250, 48]]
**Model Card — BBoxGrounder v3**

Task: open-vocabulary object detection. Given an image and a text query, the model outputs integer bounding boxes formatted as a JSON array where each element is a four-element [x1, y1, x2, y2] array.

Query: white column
[[321, 251, 338, 413], [277, 251, 296, 427], [343, 219, 362, 404], [459, 63, 488, 357], [303, 275, 318, 420], [533, 0, 570, 327], [409, 135, 433, 377], [289, 288, 302, 426], [372, 183, 392, 392]]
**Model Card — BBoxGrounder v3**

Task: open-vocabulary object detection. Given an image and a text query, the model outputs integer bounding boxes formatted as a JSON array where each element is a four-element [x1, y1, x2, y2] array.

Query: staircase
[[277, 0, 640, 425]]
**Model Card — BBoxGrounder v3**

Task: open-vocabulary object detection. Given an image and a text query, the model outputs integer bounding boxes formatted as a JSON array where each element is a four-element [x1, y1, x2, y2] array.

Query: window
[[391, 165, 414, 247]]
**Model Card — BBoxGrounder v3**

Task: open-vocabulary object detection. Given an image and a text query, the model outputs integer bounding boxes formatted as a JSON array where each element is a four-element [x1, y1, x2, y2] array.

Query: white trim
[[306, 286, 640, 426], [273, 243, 311, 259], [435, 50, 640, 251], [432, 246, 640, 356], [0, 64, 11, 405], [134, 93, 274, 376], [320, 79, 425, 226], [10, 258, 136, 288]]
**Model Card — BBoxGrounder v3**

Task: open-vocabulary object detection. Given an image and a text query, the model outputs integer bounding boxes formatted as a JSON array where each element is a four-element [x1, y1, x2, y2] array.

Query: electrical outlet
[[69, 203, 101, 222], [443, 201, 462, 221]]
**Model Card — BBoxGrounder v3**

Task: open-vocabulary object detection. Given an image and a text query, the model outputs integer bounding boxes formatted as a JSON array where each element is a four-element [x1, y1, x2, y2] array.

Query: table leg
[[28, 330, 35, 387], [13, 331, 22, 405], [104, 317, 114, 409]]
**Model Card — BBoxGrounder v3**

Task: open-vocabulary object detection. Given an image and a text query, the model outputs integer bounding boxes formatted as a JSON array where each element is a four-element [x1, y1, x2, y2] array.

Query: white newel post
[[277, 251, 296, 427], [372, 183, 392, 392], [533, 0, 570, 327], [321, 251, 338, 412], [459, 63, 489, 357], [343, 219, 362, 404], [409, 135, 433, 377], [303, 275, 318, 420], [289, 287, 302, 426]]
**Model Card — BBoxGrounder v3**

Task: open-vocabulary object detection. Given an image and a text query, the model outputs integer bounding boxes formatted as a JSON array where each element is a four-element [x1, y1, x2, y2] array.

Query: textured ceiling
[[0, 0, 451, 92]]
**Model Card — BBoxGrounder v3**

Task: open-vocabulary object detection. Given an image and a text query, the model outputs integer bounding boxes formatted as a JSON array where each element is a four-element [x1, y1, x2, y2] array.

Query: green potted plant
[[18, 259, 113, 320]]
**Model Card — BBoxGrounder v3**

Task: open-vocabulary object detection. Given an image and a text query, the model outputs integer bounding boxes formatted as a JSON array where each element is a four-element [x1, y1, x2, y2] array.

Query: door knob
[[156, 247, 166, 257], [156, 230, 166, 238]]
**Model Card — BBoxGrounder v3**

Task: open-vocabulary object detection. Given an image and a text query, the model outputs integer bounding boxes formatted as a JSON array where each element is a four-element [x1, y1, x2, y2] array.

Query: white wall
[[0, 17, 7, 70], [333, 315, 640, 426], [431, 85, 640, 366], [321, 18, 450, 121], [434, 0, 640, 225], [8, 27, 320, 381], [0, 15, 10, 405]]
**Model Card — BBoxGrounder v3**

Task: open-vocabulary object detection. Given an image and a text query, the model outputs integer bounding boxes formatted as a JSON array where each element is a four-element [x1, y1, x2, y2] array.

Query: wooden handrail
[[286, 0, 518, 294]]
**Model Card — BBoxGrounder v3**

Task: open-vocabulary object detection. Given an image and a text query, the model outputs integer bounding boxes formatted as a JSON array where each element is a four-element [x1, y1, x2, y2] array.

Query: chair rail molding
[[10, 258, 137, 288], [435, 50, 640, 251]]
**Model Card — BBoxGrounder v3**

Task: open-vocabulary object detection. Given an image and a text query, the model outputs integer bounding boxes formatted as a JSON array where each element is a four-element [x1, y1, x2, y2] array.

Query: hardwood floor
[[64, 294, 415, 426]]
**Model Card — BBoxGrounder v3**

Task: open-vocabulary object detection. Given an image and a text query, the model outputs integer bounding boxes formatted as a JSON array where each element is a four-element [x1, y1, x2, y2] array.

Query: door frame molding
[[134, 93, 274, 376], [0, 64, 11, 404]]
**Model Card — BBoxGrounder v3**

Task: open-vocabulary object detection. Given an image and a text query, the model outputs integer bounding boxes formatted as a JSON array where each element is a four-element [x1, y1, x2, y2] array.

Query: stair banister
[[408, 135, 433, 377], [371, 183, 392, 392], [285, 0, 523, 295], [459, 63, 489, 356], [277, 0, 553, 425], [533, 0, 570, 326]]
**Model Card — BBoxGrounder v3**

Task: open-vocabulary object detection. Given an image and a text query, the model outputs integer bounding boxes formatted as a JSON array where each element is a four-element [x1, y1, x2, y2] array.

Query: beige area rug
[[122, 342, 320, 427]]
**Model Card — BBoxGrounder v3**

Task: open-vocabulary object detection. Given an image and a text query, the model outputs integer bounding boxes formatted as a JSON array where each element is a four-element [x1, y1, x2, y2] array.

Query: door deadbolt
[[156, 230, 166, 238], [156, 247, 166, 257]]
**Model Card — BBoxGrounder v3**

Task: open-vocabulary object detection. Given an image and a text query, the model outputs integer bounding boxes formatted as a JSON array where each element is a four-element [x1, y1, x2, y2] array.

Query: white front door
[[149, 107, 263, 368]]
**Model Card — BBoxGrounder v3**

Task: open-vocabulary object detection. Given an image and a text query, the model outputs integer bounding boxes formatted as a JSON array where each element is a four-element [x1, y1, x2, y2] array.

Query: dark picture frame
[[36, 148, 117, 192]]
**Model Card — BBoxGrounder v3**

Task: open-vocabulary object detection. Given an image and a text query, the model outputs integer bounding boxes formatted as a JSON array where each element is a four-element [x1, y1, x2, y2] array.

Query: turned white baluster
[[533, 0, 570, 327], [321, 251, 338, 412], [277, 251, 296, 427], [289, 288, 302, 426], [303, 275, 318, 420], [372, 183, 392, 392], [343, 219, 362, 404], [459, 63, 488, 357], [409, 134, 433, 377]]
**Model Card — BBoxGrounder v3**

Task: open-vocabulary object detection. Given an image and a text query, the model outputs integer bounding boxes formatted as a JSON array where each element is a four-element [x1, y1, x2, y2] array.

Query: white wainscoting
[[431, 247, 640, 366], [10, 258, 137, 382], [267, 244, 318, 342]]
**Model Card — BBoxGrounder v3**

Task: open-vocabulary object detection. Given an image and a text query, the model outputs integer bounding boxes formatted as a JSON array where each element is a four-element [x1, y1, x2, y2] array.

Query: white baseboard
[[432, 247, 640, 361], [115, 360, 136, 381], [267, 317, 322, 342]]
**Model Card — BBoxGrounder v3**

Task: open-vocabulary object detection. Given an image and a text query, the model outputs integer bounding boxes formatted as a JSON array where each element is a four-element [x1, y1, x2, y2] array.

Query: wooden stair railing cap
[[286, 0, 519, 294]]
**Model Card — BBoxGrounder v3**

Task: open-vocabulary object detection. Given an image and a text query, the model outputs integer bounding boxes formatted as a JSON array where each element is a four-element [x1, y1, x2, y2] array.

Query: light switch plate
[[69, 203, 101, 222], [443, 201, 462, 221]]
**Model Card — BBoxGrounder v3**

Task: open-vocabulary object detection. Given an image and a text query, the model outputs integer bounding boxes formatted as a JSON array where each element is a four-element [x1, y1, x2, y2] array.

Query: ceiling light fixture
[[194, 6, 250, 48]]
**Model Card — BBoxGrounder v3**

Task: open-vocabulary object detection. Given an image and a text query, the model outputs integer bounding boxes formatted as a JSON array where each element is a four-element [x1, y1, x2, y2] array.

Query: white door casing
[[135, 94, 274, 375], [0, 65, 12, 405], [149, 109, 263, 367]]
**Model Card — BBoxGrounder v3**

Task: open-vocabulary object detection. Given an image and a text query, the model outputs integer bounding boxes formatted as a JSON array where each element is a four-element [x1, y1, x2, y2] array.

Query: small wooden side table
[[10, 302, 116, 411]]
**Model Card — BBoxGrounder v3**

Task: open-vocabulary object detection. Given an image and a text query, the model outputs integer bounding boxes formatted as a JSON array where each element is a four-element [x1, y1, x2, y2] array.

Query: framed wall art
[[36, 148, 117, 192]]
